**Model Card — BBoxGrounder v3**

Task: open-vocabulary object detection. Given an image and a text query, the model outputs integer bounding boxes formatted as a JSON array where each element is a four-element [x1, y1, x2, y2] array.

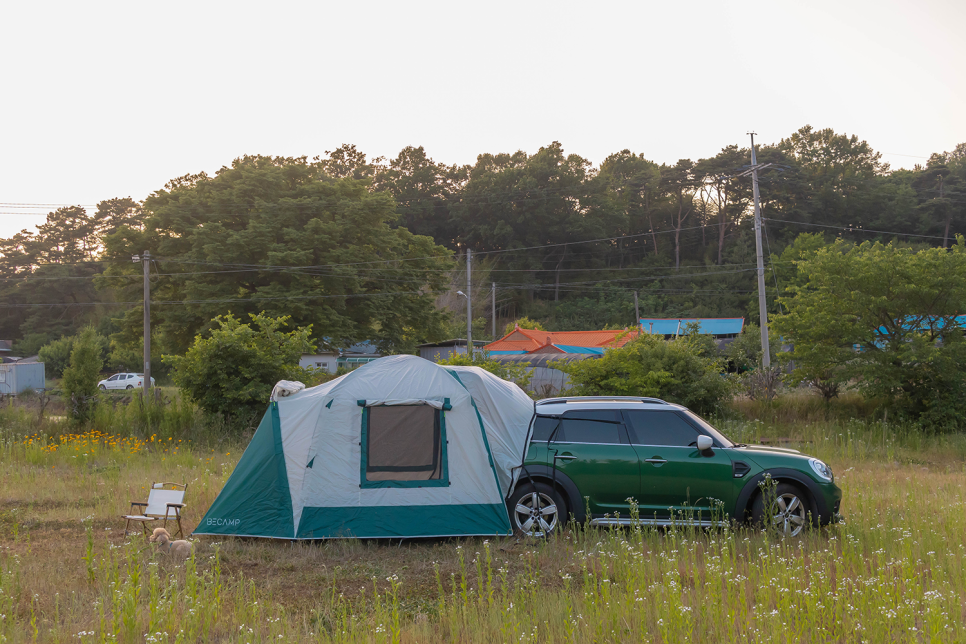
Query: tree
[[724, 323, 780, 373], [455, 142, 624, 300], [39, 336, 75, 379], [165, 313, 315, 419], [598, 151, 663, 261], [375, 146, 467, 246], [694, 146, 752, 265], [38, 332, 108, 379], [502, 317, 546, 336], [101, 155, 453, 355], [775, 238, 966, 423], [661, 159, 697, 270], [776, 125, 889, 229], [552, 333, 734, 414], [61, 327, 104, 421], [94, 197, 142, 238]]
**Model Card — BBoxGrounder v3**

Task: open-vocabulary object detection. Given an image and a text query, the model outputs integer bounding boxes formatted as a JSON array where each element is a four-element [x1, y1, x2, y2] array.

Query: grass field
[[1, 394, 965, 642]]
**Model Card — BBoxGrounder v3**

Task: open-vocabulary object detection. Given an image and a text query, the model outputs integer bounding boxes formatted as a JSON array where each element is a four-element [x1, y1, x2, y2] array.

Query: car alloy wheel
[[772, 491, 808, 536], [509, 483, 562, 537], [98, 385, 106, 390], [753, 482, 811, 537]]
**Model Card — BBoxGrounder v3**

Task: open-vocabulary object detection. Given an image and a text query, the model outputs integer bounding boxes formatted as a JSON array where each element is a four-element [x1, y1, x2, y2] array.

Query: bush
[[14, 333, 54, 358], [165, 312, 314, 419], [38, 336, 75, 378], [552, 333, 735, 414], [39, 333, 108, 378], [61, 327, 105, 421]]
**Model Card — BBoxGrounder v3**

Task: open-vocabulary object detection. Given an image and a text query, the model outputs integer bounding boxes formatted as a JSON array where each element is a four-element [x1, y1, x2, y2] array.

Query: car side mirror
[[696, 435, 713, 453]]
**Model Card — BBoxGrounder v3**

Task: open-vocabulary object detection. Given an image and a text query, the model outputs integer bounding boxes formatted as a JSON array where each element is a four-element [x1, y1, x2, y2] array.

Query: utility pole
[[491, 282, 496, 341], [633, 291, 640, 330], [466, 249, 473, 359], [749, 133, 772, 368], [133, 251, 152, 397]]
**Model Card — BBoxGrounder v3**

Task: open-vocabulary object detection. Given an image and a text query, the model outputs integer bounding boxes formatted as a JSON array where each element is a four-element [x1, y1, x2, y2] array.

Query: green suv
[[508, 397, 842, 537]]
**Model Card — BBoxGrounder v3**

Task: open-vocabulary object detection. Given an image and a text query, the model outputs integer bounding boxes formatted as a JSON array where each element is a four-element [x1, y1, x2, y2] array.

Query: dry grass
[[0, 400, 965, 642]]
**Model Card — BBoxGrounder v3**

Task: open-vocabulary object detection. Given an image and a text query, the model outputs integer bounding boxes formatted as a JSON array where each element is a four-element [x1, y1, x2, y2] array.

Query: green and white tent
[[194, 355, 535, 539]]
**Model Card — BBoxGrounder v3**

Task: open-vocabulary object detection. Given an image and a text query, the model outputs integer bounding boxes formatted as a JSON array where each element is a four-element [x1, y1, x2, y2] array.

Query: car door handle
[[644, 458, 668, 464], [554, 455, 577, 461]]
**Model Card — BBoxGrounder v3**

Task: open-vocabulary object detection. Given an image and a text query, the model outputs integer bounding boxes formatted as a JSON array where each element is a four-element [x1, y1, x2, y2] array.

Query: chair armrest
[[130, 502, 148, 508], [166, 503, 186, 508]]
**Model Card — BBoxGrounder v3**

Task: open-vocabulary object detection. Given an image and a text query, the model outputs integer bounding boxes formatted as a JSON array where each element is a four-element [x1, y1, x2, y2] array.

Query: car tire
[[751, 482, 814, 537], [98, 385, 106, 390], [507, 482, 566, 537], [125, 385, 133, 390]]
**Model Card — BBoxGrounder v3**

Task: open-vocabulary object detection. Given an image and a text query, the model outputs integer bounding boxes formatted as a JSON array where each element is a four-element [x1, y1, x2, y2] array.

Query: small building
[[0, 361, 45, 395], [300, 342, 382, 375], [639, 318, 745, 340], [417, 339, 486, 362], [299, 351, 339, 374], [484, 327, 640, 355]]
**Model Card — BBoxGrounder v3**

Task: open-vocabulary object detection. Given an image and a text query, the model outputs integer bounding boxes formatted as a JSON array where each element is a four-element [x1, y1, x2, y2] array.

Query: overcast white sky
[[1, 0, 963, 238]]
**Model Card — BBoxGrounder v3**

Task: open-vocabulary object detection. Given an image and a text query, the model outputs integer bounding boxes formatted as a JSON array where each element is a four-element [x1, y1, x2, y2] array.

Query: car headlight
[[809, 458, 833, 483]]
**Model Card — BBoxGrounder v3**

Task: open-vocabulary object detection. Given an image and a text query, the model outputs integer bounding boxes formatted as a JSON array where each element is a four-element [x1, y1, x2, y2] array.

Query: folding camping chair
[[122, 482, 188, 539]]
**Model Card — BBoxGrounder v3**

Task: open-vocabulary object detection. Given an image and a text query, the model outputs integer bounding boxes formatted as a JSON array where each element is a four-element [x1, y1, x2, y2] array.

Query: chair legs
[[162, 514, 184, 539]]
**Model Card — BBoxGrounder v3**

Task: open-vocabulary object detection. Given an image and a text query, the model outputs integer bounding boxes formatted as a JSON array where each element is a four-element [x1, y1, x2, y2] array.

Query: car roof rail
[[535, 396, 670, 405]]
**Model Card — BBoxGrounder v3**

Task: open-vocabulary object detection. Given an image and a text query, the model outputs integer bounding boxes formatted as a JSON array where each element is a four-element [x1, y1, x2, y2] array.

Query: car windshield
[[682, 410, 734, 448]]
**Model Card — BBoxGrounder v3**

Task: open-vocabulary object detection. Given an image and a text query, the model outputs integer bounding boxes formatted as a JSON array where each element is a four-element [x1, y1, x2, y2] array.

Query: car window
[[624, 410, 700, 447], [555, 418, 623, 444], [530, 415, 559, 441], [681, 410, 734, 447], [108, 375, 118, 381], [562, 409, 620, 422]]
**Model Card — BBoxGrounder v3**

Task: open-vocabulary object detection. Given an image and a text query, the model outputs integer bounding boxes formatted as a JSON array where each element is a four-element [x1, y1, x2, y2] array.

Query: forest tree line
[[1, 125, 963, 375]]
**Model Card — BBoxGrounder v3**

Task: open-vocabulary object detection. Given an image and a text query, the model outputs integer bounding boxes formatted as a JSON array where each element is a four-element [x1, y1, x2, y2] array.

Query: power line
[[762, 217, 951, 240]]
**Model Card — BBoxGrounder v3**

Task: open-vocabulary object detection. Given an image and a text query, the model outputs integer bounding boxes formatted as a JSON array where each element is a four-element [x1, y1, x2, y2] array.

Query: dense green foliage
[[502, 317, 546, 336], [38, 332, 110, 378], [2, 130, 961, 350], [553, 333, 735, 414], [1, 130, 965, 426], [61, 327, 106, 420], [100, 156, 453, 359], [775, 239, 966, 425], [165, 313, 314, 418]]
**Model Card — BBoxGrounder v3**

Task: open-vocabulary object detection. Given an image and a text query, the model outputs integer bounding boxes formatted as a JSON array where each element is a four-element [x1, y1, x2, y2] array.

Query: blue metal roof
[[553, 344, 606, 355], [639, 318, 745, 336]]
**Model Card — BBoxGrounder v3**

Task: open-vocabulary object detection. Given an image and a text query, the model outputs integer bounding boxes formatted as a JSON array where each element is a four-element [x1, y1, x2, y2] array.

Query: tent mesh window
[[365, 405, 442, 481]]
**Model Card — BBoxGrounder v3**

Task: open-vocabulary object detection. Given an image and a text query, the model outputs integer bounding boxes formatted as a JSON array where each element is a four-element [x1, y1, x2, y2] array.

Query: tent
[[193, 355, 535, 539]]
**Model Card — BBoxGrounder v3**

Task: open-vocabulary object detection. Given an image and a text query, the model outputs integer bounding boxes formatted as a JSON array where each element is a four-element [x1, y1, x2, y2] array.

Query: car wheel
[[507, 482, 566, 537], [98, 384, 106, 390], [125, 385, 133, 390], [751, 482, 813, 537]]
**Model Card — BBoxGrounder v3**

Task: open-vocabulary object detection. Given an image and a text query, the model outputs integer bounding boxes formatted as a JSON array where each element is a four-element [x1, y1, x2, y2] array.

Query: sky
[[1, 0, 963, 239]]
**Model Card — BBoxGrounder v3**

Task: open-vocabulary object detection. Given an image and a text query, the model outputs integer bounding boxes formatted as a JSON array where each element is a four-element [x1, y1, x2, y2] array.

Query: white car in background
[[97, 373, 156, 390]]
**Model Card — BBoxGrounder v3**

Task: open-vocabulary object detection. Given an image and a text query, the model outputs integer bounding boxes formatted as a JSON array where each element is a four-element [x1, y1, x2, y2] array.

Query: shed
[[490, 353, 600, 397], [0, 361, 45, 395], [417, 339, 486, 362]]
